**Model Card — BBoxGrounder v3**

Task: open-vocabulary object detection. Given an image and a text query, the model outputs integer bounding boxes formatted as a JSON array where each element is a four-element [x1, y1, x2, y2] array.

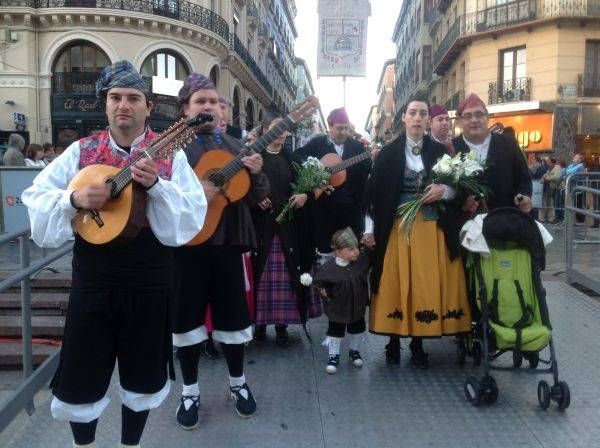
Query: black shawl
[[363, 134, 462, 293]]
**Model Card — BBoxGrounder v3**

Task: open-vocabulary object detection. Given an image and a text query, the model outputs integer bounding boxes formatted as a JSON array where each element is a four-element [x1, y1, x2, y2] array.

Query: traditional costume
[[251, 146, 321, 345], [313, 227, 370, 374], [452, 94, 532, 211], [21, 61, 207, 447], [295, 107, 371, 262], [364, 134, 471, 368], [172, 73, 269, 429]]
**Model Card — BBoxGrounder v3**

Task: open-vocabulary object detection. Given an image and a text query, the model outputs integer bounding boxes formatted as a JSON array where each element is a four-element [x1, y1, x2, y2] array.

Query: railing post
[[19, 235, 35, 415]]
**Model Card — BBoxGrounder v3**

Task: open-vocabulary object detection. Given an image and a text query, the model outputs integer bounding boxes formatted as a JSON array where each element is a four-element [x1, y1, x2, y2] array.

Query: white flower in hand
[[300, 273, 313, 286]]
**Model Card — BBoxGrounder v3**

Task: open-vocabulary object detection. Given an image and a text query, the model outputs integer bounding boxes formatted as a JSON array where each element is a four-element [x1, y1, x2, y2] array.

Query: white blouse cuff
[[364, 215, 374, 234], [146, 177, 165, 197], [441, 185, 457, 201], [61, 189, 79, 217]]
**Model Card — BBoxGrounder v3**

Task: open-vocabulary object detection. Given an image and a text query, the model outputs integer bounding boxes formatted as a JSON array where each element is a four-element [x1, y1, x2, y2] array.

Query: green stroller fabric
[[476, 248, 551, 352]]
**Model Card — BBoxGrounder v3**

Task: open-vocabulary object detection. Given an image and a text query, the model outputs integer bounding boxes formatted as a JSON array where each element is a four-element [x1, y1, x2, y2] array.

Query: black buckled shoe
[[254, 324, 267, 341], [385, 337, 401, 365], [202, 338, 220, 360], [275, 325, 290, 348], [229, 383, 257, 418], [176, 395, 200, 430]]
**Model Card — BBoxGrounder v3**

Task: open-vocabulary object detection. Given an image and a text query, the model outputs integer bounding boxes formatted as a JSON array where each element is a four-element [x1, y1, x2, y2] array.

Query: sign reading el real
[[492, 112, 553, 152]]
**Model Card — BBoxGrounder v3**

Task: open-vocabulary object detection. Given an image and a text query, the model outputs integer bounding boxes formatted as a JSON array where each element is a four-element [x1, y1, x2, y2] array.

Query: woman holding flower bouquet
[[251, 115, 322, 346], [363, 96, 471, 369]]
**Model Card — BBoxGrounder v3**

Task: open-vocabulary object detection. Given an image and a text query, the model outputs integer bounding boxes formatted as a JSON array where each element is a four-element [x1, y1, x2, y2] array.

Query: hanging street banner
[[317, 0, 369, 77]]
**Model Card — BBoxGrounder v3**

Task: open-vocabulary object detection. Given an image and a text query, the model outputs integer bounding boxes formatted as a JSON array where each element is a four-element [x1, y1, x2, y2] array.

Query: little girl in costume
[[313, 227, 370, 374]]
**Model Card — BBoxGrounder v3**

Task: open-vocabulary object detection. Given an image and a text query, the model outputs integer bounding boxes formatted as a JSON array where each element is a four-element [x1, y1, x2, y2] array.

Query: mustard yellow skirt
[[370, 213, 471, 337]]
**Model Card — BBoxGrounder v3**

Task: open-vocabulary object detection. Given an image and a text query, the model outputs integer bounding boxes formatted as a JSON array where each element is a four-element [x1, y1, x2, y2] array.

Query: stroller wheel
[[472, 341, 482, 367], [527, 352, 540, 369], [457, 339, 467, 366], [513, 351, 523, 368], [537, 380, 551, 410], [464, 377, 482, 406], [555, 381, 571, 411], [482, 375, 499, 404]]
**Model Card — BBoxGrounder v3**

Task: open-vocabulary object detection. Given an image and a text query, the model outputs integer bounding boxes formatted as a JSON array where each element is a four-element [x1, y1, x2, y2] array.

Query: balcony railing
[[578, 73, 600, 97], [488, 77, 531, 104], [475, 0, 537, 33], [52, 71, 152, 95], [230, 33, 273, 96], [433, 0, 600, 74], [443, 89, 465, 111], [3, 0, 230, 42]]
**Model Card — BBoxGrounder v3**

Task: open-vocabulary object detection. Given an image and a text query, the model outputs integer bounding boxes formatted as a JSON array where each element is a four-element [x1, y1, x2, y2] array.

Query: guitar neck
[[209, 116, 296, 187], [329, 151, 371, 174]]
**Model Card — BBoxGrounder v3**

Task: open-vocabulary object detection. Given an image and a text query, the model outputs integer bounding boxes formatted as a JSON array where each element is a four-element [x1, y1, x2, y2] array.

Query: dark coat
[[452, 133, 532, 211], [296, 135, 371, 206], [313, 252, 370, 324], [363, 134, 462, 294], [183, 133, 270, 250], [251, 151, 315, 322]]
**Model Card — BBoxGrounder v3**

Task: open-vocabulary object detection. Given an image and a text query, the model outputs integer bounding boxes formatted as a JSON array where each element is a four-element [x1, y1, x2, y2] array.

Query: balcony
[[443, 89, 464, 111], [578, 73, 600, 97], [475, 0, 536, 33], [230, 33, 273, 96], [432, 0, 600, 75], [3, 0, 230, 42], [488, 77, 531, 104], [247, 0, 258, 30]]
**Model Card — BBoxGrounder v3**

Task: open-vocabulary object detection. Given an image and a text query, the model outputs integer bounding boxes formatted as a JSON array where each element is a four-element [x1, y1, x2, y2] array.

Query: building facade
[[294, 57, 326, 147], [392, 0, 434, 129], [0, 0, 298, 150], [374, 58, 395, 143]]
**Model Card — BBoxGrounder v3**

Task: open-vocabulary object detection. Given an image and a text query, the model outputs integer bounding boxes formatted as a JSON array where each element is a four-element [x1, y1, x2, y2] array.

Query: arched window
[[209, 65, 219, 88], [245, 98, 254, 131], [141, 50, 189, 81], [232, 87, 241, 128], [52, 40, 110, 94]]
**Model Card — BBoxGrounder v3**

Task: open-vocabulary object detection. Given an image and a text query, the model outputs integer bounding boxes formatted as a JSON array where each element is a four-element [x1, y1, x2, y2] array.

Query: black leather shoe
[[254, 324, 267, 341], [385, 337, 400, 365], [275, 326, 290, 348]]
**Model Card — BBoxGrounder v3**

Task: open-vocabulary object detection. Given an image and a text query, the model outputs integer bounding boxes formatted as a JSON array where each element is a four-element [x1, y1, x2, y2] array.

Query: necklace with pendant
[[411, 145, 422, 156]]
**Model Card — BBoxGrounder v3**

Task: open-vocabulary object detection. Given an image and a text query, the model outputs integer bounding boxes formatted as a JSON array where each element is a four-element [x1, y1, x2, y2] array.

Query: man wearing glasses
[[452, 94, 532, 214]]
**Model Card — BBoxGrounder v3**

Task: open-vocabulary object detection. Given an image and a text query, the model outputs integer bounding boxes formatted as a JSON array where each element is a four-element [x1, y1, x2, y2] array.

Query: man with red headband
[[429, 104, 455, 155], [296, 107, 372, 263], [452, 94, 532, 213]]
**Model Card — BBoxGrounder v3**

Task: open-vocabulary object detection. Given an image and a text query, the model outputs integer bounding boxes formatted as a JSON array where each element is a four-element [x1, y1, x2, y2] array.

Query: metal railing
[[565, 172, 600, 294], [0, 229, 73, 434], [2, 0, 231, 42], [230, 33, 273, 96], [577, 73, 600, 97], [432, 0, 600, 73], [488, 77, 532, 104]]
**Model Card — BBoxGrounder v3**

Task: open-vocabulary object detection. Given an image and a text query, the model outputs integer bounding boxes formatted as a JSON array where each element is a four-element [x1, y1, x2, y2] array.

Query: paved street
[[1, 224, 599, 448]]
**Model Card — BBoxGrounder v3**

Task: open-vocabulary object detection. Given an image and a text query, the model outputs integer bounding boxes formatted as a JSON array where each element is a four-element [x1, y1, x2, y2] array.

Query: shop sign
[[52, 95, 105, 114], [492, 112, 553, 152]]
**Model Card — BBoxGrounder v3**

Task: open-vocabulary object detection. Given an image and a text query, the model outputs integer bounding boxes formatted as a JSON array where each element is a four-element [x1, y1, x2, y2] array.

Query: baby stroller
[[460, 208, 570, 410]]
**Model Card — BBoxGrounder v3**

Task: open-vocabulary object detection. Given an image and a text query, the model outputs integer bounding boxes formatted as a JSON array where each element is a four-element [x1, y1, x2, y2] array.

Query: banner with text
[[317, 0, 369, 77]]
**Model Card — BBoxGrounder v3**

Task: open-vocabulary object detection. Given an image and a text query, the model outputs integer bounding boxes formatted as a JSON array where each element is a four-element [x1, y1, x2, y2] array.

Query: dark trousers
[[327, 318, 366, 338]]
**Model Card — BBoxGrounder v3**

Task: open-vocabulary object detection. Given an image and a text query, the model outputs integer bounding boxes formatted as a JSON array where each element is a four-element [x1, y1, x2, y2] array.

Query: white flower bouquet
[[395, 152, 489, 238], [275, 157, 331, 224]]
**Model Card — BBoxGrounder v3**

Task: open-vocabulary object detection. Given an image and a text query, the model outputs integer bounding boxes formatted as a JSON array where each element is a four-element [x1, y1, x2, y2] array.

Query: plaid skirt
[[255, 234, 321, 325]]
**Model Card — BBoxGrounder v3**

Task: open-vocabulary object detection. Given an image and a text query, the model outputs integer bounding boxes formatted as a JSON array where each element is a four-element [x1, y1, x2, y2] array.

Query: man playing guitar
[[22, 61, 207, 448], [296, 107, 371, 264], [172, 73, 269, 429]]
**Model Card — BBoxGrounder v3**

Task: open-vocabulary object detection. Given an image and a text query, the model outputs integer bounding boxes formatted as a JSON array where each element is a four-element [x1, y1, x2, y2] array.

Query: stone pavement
[[1, 224, 600, 448]]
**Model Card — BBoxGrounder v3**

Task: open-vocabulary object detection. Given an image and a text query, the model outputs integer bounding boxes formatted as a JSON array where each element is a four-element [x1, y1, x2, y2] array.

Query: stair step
[[0, 342, 60, 368], [0, 316, 65, 338], [0, 292, 69, 310], [2, 272, 72, 291]]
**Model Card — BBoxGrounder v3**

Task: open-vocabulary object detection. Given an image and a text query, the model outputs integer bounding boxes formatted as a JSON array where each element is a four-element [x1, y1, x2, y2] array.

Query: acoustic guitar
[[187, 96, 320, 246], [69, 114, 212, 245], [315, 149, 371, 199]]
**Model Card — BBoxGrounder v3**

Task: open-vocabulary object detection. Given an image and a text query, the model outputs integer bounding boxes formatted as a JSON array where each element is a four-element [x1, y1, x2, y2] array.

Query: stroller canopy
[[482, 207, 546, 271]]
